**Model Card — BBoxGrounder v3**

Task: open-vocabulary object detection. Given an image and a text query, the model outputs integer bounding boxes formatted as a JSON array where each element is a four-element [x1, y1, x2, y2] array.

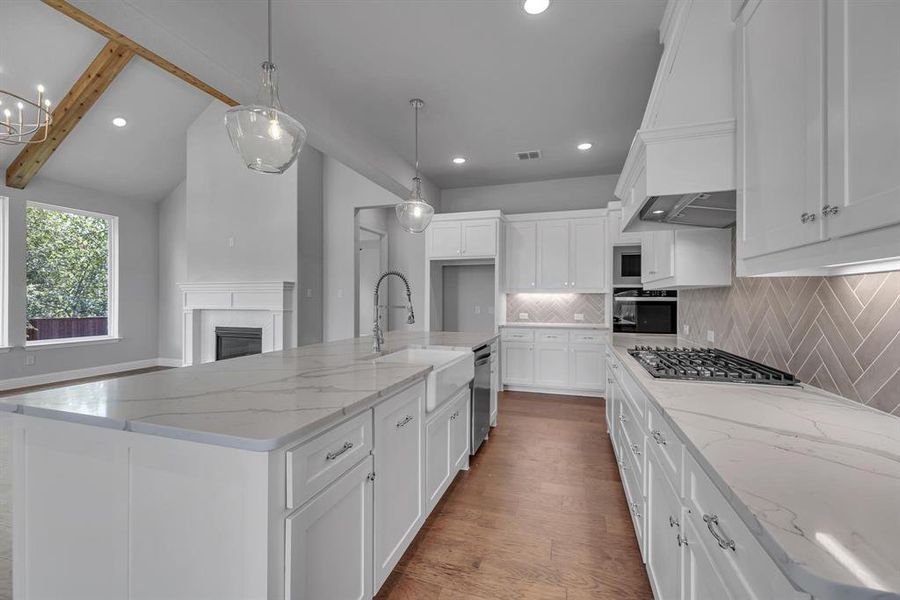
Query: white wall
[[386, 215, 428, 334], [0, 177, 159, 381], [440, 174, 618, 214], [323, 158, 438, 342], [157, 180, 187, 362], [296, 146, 325, 347], [186, 101, 298, 285]]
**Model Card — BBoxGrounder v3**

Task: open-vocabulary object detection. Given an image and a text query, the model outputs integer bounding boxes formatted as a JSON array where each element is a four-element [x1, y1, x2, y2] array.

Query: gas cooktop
[[627, 346, 799, 386]]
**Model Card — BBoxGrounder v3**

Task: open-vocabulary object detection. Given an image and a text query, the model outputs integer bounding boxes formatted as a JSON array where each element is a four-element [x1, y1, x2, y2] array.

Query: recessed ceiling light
[[523, 0, 549, 15], [112, 117, 127, 128], [651, 210, 665, 214], [577, 142, 593, 151], [452, 157, 466, 165]]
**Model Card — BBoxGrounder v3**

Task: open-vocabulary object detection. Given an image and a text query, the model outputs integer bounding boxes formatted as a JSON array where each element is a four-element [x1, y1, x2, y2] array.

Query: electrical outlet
[[518, 312, 529, 320], [707, 329, 715, 343], [684, 324, 690, 335], [306, 288, 313, 298], [337, 288, 343, 299], [574, 313, 585, 321], [474, 305, 481, 315], [227, 236, 235, 248], [25, 354, 35, 367]]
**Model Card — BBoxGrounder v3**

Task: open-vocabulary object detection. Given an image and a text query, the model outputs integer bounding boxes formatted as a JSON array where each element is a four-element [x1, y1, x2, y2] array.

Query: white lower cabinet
[[501, 340, 534, 386], [502, 327, 607, 394], [646, 444, 682, 600], [449, 389, 470, 471], [682, 516, 734, 600], [285, 456, 374, 600], [373, 383, 425, 590], [607, 354, 810, 600], [570, 344, 607, 390], [534, 343, 569, 387]]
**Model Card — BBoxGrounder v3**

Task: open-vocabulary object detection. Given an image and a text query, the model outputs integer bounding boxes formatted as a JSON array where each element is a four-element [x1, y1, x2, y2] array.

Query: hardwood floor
[[375, 391, 653, 600]]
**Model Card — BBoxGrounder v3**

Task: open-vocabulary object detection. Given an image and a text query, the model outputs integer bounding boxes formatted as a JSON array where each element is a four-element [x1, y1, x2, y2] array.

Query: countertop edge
[[609, 344, 898, 600]]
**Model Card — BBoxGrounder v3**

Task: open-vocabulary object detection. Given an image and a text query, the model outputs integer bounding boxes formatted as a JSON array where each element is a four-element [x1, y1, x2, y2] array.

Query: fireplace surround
[[179, 281, 294, 366]]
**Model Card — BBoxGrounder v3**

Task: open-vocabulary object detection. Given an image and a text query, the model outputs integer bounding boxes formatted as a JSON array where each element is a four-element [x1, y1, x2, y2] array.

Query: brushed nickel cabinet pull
[[326, 442, 353, 461]]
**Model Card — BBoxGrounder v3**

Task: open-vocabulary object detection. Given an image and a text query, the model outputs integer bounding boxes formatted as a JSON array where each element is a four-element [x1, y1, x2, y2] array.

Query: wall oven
[[613, 288, 678, 334]]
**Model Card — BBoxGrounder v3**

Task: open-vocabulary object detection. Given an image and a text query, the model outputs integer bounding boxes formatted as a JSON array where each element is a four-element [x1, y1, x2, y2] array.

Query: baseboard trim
[[156, 357, 184, 368], [0, 358, 179, 392], [503, 385, 605, 398]]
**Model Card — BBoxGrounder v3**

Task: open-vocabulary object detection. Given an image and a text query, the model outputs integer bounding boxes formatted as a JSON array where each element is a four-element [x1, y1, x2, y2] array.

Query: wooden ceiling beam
[[42, 0, 239, 108], [6, 41, 135, 189]]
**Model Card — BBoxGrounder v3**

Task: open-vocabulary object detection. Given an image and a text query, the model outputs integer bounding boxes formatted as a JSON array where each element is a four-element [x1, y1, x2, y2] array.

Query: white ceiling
[[3, 0, 665, 200], [254, 0, 666, 189], [76, 0, 666, 191], [0, 0, 211, 203]]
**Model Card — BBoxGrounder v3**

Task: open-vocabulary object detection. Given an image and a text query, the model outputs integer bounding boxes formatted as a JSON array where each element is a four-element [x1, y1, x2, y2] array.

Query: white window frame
[[24, 201, 119, 348], [0, 196, 9, 352]]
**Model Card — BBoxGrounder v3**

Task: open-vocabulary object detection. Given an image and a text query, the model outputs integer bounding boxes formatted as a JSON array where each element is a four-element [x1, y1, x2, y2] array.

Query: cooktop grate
[[627, 346, 799, 385]]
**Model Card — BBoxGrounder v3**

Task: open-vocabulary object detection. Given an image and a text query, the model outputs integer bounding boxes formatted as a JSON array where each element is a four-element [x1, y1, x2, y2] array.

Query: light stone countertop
[[500, 322, 609, 330], [0, 331, 498, 452], [608, 333, 900, 599]]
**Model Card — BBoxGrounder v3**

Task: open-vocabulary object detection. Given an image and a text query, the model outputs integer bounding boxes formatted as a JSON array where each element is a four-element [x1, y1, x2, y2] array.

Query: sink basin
[[375, 348, 473, 412]]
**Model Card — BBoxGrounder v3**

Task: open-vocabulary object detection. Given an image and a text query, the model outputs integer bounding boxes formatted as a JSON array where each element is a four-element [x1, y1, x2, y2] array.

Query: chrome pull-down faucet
[[372, 270, 414, 353]]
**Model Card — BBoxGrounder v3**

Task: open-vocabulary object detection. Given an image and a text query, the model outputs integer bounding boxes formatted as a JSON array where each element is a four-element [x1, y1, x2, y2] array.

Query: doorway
[[357, 222, 388, 337]]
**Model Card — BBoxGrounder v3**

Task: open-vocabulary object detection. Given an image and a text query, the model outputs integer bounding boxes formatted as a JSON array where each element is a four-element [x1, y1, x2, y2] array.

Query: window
[[25, 202, 118, 345]]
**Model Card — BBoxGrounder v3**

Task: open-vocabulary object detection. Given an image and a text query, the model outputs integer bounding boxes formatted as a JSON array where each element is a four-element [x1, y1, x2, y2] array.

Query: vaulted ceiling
[[0, 1, 212, 203]]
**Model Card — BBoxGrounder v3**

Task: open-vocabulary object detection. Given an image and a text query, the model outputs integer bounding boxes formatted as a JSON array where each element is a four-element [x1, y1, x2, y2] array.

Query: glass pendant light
[[395, 98, 434, 233], [224, 0, 307, 174]]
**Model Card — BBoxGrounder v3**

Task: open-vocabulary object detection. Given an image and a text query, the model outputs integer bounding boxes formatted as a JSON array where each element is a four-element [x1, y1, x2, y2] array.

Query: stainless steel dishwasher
[[471, 344, 491, 455]]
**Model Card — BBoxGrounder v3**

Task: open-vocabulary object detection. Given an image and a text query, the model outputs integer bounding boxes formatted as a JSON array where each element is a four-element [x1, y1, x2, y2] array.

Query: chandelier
[[395, 99, 434, 233], [224, 0, 307, 174], [0, 86, 52, 145]]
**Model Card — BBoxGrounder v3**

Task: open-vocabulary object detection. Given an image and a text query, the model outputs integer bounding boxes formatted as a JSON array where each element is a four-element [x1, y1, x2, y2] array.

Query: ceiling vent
[[516, 150, 542, 161]]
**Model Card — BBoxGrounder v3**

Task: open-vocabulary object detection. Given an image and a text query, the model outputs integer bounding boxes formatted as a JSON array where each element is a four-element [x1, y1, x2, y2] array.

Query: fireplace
[[215, 326, 263, 361]]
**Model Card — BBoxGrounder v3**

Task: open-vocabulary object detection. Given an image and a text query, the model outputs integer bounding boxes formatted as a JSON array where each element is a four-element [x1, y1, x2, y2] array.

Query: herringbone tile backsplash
[[507, 293, 606, 325], [679, 271, 900, 415]]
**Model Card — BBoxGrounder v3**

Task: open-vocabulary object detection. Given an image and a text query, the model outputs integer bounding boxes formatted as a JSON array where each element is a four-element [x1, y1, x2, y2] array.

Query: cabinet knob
[[531, 282, 535, 287], [800, 212, 817, 224], [822, 205, 840, 217], [677, 533, 689, 547]]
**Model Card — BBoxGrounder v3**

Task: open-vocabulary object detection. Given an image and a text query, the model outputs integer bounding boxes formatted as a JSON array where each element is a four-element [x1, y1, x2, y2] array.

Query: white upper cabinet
[[505, 222, 537, 291], [607, 205, 644, 246], [505, 212, 610, 293], [429, 221, 464, 258], [825, 0, 900, 239], [736, 0, 900, 275], [426, 213, 499, 259], [569, 218, 608, 291], [737, 0, 825, 259], [537, 221, 570, 290], [642, 228, 732, 290]]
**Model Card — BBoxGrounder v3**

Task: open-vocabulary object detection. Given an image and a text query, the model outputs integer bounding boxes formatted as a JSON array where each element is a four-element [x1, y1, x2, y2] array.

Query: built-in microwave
[[613, 287, 678, 334], [613, 245, 642, 287]]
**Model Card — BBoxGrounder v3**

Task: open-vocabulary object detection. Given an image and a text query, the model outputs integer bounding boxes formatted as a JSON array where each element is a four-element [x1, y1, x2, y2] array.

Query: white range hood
[[615, 0, 737, 233]]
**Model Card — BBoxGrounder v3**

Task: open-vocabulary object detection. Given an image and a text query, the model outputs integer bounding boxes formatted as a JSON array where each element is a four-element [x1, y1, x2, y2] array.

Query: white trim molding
[[0, 196, 8, 349], [179, 281, 295, 366]]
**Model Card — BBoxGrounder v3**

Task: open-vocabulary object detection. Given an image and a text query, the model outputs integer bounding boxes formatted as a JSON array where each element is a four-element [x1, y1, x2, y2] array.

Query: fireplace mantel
[[179, 281, 295, 366]]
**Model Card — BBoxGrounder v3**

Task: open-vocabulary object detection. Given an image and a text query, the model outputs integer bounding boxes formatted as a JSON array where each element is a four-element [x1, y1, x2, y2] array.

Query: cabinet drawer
[[501, 328, 534, 342], [611, 356, 647, 420], [618, 406, 645, 497], [535, 330, 569, 344], [684, 454, 799, 600], [646, 402, 682, 493], [286, 411, 372, 509], [570, 330, 605, 344], [620, 441, 645, 554]]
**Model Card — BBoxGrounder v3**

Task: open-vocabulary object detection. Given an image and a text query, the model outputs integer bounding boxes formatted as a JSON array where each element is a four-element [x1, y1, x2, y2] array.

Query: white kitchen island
[[1, 331, 497, 600]]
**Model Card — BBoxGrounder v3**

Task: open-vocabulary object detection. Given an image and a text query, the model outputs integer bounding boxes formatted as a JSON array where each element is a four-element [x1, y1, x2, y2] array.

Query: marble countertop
[[0, 331, 498, 452], [608, 334, 900, 599], [500, 322, 609, 330]]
